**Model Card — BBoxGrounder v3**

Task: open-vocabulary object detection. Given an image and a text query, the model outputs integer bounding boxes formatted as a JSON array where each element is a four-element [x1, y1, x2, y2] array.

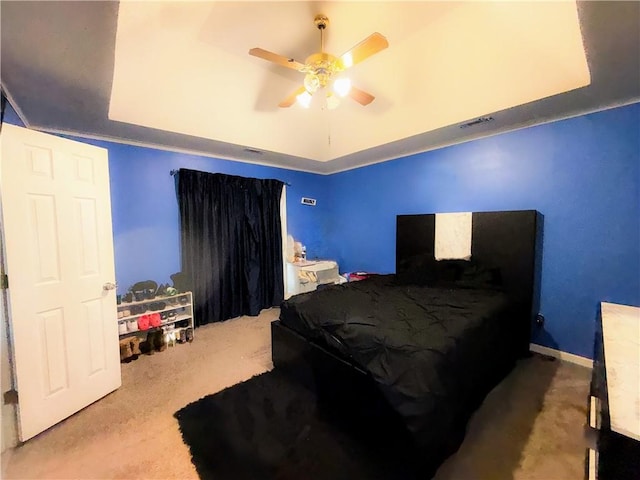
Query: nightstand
[[285, 260, 340, 298]]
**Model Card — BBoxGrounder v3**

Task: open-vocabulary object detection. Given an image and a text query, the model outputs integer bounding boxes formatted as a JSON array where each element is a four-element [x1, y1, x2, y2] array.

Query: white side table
[[285, 260, 340, 298]]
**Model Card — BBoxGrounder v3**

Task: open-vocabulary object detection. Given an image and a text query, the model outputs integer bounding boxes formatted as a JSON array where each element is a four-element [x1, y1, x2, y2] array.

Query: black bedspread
[[280, 275, 520, 452]]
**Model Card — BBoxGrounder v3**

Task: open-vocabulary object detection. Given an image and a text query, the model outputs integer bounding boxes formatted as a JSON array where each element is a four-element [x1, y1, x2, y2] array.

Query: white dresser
[[285, 260, 340, 298], [586, 302, 640, 479]]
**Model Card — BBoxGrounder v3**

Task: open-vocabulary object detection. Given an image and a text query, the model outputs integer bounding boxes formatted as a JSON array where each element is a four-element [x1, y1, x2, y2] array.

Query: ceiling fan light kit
[[249, 14, 388, 109], [333, 78, 352, 98], [296, 90, 313, 109]]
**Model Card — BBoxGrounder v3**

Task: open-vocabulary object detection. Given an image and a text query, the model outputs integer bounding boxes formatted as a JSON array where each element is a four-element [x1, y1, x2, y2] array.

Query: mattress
[[279, 274, 520, 449]]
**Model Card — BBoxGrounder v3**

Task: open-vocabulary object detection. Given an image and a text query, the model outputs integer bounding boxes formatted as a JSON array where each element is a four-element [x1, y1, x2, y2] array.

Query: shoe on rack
[[130, 337, 141, 359], [154, 329, 167, 352], [119, 339, 133, 363], [185, 328, 194, 343], [143, 332, 155, 355]]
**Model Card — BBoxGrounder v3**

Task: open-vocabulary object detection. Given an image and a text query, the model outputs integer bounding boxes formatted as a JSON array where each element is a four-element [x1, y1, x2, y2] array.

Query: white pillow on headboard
[[435, 212, 472, 261]]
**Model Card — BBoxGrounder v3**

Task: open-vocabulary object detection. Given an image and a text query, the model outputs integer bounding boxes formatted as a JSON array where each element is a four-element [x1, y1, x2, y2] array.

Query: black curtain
[[176, 169, 284, 326]]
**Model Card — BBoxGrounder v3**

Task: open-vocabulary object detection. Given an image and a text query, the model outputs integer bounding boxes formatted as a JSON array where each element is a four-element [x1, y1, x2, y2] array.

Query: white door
[[0, 124, 120, 441]]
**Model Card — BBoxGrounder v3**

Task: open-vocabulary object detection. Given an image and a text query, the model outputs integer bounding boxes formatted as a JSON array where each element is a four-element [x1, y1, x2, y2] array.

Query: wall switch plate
[[301, 197, 316, 206]]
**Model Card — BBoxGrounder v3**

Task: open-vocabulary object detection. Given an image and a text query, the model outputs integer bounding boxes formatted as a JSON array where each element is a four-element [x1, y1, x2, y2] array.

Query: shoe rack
[[117, 291, 195, 362]]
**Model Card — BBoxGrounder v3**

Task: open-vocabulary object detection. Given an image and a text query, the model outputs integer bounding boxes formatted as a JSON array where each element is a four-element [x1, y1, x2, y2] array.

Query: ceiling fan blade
[[339, 32, 389, 69], [349, 86, 375, 106], [279, 86, 307, 108], [249, 48, 305, 71]]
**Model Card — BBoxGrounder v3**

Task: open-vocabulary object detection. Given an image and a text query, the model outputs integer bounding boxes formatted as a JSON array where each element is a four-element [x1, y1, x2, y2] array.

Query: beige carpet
[[1, 308, 591, 479], [434, 354, 590, 480]]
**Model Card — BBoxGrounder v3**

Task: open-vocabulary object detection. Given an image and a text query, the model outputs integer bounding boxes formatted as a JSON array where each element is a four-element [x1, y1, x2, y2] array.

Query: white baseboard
[[530, 343, 593, 369]]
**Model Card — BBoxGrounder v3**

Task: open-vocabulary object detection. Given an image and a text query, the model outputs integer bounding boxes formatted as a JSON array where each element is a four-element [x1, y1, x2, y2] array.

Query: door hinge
[[0, 273, 7, 290], [3, 389, 18, 405]]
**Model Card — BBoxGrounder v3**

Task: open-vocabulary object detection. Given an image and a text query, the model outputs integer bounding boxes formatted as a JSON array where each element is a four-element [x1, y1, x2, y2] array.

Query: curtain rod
[[170, 169, 291, 186]]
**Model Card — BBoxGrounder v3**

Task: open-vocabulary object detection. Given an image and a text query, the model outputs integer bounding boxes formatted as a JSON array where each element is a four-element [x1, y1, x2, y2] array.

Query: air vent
[[459, 116, 494, 129], [243, 148, 263, 155]]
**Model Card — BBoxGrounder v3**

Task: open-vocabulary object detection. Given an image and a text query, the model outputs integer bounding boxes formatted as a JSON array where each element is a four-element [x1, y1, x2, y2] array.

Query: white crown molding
[[1, 84, 29, 128]]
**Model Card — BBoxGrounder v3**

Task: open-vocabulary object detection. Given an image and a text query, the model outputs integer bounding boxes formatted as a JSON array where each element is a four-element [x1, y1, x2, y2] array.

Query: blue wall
[[1, 100, 329, 294], [324, 103, 640, 359], [1, 100, 25, 127], [84, 141, 329, 294], [3, 98, 639, 358]]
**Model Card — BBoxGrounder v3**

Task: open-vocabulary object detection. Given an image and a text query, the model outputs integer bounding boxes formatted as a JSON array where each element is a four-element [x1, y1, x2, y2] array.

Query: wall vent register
[[459, 116, 495, 129]]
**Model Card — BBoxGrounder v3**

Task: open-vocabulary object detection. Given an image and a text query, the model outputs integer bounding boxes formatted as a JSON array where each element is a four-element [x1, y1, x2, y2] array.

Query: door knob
[[103, 282, 117, 291]]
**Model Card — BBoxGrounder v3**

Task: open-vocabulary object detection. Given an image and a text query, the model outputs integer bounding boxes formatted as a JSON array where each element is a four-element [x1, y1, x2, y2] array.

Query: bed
[[271, 210, 543, 477]]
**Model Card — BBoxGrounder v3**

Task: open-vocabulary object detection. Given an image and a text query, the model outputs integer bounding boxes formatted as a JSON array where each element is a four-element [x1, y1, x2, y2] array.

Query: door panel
[[75, 198, 100, 277], [83, 298, 107, 375], [0, 124, 120, 441], [39, 308, 70, 395], [29, 194, 62, 283]]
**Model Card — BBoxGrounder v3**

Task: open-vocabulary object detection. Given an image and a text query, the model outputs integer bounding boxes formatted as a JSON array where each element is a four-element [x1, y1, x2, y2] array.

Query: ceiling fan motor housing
[[248, 13, 388, 107], [314, 14, 329, 30], [303, 17, 344, 93]]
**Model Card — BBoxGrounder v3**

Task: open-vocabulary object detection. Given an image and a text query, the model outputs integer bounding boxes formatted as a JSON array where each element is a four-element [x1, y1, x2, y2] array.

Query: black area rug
[[174, 369, 418, 480]]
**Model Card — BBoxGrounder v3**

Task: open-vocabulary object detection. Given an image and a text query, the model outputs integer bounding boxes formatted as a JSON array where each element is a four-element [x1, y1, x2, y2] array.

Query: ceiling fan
[[249, 14, 388, 109]]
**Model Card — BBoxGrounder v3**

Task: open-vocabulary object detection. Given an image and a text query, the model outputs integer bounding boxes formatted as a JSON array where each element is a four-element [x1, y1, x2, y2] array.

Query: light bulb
[[303, 74, 320, 94], [333, 77, 351, 97], [326, 93, 340, 110], [296, 91, 312, 108]]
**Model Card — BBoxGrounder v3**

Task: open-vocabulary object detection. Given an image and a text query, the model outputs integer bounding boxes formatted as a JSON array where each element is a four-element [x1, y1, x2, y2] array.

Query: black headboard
[[396, 210, 543, 356]]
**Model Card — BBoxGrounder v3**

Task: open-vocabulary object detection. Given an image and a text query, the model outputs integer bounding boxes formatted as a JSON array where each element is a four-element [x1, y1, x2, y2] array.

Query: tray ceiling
[[2, 1, 639, 174]]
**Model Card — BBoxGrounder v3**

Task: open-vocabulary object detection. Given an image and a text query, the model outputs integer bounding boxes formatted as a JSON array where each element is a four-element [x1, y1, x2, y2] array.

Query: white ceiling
[[2, 1, 639, 174]]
